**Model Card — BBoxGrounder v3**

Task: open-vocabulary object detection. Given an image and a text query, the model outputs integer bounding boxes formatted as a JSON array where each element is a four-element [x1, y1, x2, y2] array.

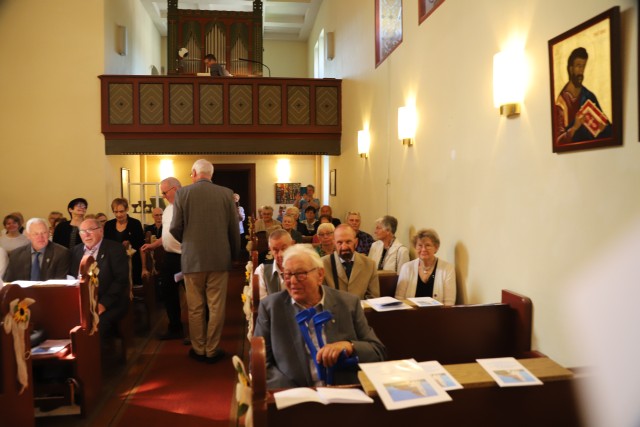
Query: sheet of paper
[[476, 357, 543, 387], [407, 297, 443, 307], [316, 387, 374, 404], [418, 361, 463, 390], [10, 280, 41, 287], [274, 388, 323, 409], [359, 359, 451, 410], [364, 296, 413, 312], [41, 279, 79, 286]]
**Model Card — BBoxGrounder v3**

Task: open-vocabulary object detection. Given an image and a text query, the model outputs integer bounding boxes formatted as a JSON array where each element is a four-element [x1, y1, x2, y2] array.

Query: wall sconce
[[116, 25, 127, 56], [159, 159, 174, 180], [276, 159, 291, 182], [398, 106, 417, 146], [493, 48, 526, 117], [357, 130, 370, 158]]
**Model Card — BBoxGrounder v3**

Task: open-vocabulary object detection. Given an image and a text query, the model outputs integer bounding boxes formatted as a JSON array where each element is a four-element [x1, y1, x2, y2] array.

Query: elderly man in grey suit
[[4, 217, 70, 282], [254, 244, 386, 389], [321, 224, 380, 299], [170, 159, 240, 363]]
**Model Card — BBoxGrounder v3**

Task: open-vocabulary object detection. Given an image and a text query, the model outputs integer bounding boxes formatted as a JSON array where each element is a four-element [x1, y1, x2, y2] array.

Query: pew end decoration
[[3, 296, 35, 394], [233, 355, 253, 427]]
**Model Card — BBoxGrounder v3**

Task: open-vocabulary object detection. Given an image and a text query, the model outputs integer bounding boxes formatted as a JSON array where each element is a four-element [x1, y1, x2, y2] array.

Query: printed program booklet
[[31, 339, 71, 359], [476, 357, 543, 387], [418, 361, 463, 390], [407, 297, 443, 307], [359, 359, 451, 410], [274, 387, 373, 409], [364, 296, 413, 312]]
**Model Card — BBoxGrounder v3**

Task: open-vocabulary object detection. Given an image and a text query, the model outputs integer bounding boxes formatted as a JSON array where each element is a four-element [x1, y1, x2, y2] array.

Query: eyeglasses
[[161, 187, 175, 196], [79, 226, 101, 236], [283, 267, 318, 281], [74, 204, 87, 209], [318, 232, 334, 237]]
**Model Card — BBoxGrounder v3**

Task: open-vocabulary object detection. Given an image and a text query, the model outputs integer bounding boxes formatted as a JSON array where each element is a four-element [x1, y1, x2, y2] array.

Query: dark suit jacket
[[321, 252, 380, 299], [254, 286, 386, 389], [103, 216, 145, 284], [3, 242, 70, 282], [69, 238, 129, 317], [170, 179, 240, 273]]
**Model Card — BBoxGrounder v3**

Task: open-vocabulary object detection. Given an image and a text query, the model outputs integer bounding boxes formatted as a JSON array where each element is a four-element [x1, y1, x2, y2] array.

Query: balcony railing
[[99, 75, 342, 155]]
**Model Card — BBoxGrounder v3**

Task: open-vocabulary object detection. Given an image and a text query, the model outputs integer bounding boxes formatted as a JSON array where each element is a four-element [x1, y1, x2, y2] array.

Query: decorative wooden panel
[[287, 86, 310, 125], [259, 85, 281, 125], [200, 84, 224, 125], [140, 84, 163, 125], [108, 83, 133, 125], [169, 84, 194, 125], [229, 85, 253, 125], [316, 87, 339, 126]]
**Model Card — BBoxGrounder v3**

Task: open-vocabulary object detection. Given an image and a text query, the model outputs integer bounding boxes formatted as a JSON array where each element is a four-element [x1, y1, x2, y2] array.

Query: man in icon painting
[[554, 47, 611, 145]]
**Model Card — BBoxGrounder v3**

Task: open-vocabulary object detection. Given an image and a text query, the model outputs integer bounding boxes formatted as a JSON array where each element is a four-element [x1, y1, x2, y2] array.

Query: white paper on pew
[[274, 387, 373, 409], [364, 296, 413, 312], [10, 280, 41, 287], [418, 361, 463, 390], [40, 279, 79, 286], [359, 359, 451, 410], [476, 357, 543, 387], [408, 297, 443, 307]]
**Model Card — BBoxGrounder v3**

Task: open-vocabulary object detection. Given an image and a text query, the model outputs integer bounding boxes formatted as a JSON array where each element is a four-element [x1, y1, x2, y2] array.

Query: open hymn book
[[273, 387, 373, 409]]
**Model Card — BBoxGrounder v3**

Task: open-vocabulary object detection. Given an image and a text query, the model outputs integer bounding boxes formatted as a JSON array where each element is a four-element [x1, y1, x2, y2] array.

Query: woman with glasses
[[368, 215, 409, 273], [103, 198, 145, 285], [395, 228, 456, 306], [314, 222, 336, 257], [53, 197, 88, 249]]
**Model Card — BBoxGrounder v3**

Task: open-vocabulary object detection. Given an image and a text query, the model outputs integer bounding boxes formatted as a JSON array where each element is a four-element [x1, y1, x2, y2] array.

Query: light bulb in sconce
[[358, 130, 370, 158], [398, 105, 417, 146], [276, 159, 291, 182], [493, 48, 527, 117]]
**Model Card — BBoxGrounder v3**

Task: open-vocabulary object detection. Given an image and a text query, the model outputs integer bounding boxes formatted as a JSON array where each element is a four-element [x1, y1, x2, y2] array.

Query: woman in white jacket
[[395, 228, 456, 306], [368, 215, 409, 273]]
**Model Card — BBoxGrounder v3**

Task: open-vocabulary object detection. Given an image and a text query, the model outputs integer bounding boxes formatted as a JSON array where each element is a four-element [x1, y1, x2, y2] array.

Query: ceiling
[[140, 0, 322, 41]]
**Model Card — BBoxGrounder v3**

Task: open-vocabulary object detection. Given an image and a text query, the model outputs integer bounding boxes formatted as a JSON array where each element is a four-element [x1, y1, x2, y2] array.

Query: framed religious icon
[[375, 0, 403, 68], [548, 7, 621, 153], [275, 183, 301, 204], [419, 0, 445, 25]]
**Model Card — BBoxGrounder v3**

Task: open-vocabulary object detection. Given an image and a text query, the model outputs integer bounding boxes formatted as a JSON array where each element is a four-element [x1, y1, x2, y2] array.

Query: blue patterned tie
[[31, 251, 41, 281]]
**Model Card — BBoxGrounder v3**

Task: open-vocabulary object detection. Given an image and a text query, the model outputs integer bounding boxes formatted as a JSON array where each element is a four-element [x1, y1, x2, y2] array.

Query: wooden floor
[[36, 268, 247, 427]]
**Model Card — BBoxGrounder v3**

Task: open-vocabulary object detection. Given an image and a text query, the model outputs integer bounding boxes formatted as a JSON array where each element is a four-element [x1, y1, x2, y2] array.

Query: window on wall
[[314, 29, 325, 78]]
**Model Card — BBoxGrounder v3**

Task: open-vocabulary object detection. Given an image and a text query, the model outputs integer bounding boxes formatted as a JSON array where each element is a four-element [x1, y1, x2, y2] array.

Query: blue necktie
[[343, 261, 353, 279], [31, 251, 41, 281]]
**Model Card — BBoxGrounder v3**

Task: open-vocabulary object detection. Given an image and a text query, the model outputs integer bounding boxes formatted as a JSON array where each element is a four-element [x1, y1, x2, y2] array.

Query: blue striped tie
[[31, 251, 41, 281]]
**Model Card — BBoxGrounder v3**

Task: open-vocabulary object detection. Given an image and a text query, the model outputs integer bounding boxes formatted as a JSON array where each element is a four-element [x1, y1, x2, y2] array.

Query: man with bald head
[[171, 159, 240, 363], [4, 218, 70, 282], [321, 224, 379, 300], [70, 218, 129, 340]]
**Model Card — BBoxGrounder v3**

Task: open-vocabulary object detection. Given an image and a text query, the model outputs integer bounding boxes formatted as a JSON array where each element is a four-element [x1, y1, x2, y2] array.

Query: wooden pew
[[0, 284, 35, 427], [363, 289, 541, 364], [16, 256, 101, 418], [251, 333, 583, 427], [376, 270, 398, 297]]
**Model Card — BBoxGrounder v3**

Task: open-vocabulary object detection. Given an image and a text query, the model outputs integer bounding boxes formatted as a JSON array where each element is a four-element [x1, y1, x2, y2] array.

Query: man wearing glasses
[[69, 218, 129, 341], [141, 177, 186, 341], [254, 244, 386, 389], [4, 217, 70, 282]]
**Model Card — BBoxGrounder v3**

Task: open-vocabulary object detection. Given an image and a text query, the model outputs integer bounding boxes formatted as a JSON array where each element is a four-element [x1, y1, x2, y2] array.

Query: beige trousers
[[184, 271, 228, 356]]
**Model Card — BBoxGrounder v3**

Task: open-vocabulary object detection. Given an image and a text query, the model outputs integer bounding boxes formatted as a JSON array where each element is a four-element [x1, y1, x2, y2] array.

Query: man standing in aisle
[[141, 177, 185, 342], [170, 159, 240, 363]]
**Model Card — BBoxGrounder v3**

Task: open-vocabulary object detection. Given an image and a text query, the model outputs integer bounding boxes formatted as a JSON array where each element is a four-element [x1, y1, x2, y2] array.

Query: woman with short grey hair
[[367, 215, 409, 273]]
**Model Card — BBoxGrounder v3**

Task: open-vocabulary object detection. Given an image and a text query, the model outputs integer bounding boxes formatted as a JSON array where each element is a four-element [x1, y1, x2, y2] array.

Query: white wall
[[104, 0, 162, 75], [264, 40, 308, 77], [310, 0, 639, 367]]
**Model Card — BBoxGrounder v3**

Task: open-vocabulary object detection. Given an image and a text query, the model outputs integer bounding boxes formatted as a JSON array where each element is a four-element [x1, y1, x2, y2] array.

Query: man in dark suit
[[321, 225, 380, 299], [170, 159, 240, 363], [4, 217, 70, 282], [69, 218, 129, 339], [254, 244, 386, 389]]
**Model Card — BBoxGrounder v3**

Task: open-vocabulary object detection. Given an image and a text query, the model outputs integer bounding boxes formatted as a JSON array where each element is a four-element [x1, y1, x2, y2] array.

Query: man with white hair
[[255, 229, 293, 299], [171, 159, 241, 363], [254, 244, 386, 389], [4, 217, 70, 282]]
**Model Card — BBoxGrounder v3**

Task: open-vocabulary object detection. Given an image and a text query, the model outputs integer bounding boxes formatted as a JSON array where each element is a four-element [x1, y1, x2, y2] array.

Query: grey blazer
[[254, 286, 386, 389], [170, 179, 240, 274], [4, 242, 70, 282], [321, 252, 380, 299]]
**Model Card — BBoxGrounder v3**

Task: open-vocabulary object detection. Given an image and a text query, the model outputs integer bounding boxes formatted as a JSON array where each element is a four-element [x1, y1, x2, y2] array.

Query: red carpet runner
[[109, 271, 246, 427]]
